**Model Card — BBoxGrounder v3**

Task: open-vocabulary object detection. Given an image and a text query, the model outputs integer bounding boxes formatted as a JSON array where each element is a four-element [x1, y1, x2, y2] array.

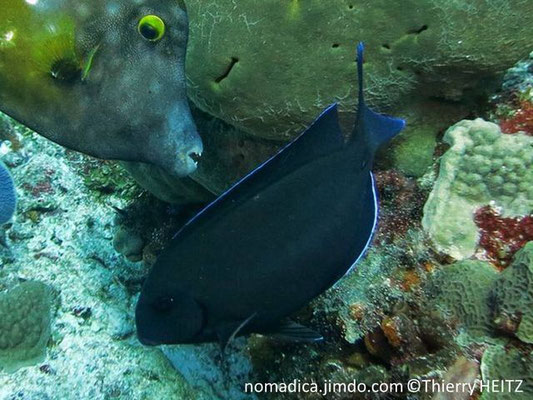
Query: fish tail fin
[[351, 42, 405, 151]]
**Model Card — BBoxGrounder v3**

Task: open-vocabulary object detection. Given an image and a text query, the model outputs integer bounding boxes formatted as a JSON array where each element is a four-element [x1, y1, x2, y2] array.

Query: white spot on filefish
[[4, 31, 14, 41], [25, 0, 38, 5], [107, 2, 120, 16]]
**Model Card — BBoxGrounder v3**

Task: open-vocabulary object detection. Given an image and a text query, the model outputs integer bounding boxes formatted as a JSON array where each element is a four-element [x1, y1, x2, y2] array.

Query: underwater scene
[[0, 0, 532, 399]]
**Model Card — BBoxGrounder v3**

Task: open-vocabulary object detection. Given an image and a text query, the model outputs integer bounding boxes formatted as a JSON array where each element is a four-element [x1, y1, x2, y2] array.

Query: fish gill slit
[[215, 57, 239, 84]]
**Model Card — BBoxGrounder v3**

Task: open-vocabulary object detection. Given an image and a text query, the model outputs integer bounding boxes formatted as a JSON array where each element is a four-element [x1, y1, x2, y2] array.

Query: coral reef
[[0, 115, 198, 399], [0, 160, 16, 224], [0, 281, 51, 372], [500, 100, 533, 135], [491, 242, 533, 344], [0, 12, 529, 399], [80, 159, 142, 201], [422, 118, 533, 260], [499, 50, 533, 96]]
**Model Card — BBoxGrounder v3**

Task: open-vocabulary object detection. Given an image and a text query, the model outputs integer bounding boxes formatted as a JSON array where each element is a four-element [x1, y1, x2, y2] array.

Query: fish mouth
[[189, 151, 202, 165], [179, 142, 203, 176], [159, 139, 204, 178]]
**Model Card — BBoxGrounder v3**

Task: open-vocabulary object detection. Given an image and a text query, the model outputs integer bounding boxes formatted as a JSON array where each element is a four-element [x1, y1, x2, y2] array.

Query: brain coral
[[0, 161, 16, 224], [184, 0, 533, 177], [0, 281, 52, 372], [422, 260, 498, 338], [491, 242, 533, 344], [480, 344, 533, 400], [422, 118, 533, 259]]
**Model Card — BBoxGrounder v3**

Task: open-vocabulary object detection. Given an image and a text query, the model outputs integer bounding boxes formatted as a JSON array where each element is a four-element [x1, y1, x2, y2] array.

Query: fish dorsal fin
[[281, 103, 345, 168], [173, 104, 345, 237], [269, 320, 323, 343], [217, 312, 257, 352], [352, 43, 405, 150], [249, 103, 344, 185]]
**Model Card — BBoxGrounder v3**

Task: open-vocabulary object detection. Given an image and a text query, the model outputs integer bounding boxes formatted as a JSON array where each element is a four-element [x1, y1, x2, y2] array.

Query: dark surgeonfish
[[136, 43, 405, 346]]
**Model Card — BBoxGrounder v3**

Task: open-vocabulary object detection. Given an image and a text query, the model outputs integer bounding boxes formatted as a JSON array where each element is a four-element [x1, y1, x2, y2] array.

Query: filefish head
[[0, 0, 202, 177], [136, 285, 205, 345]]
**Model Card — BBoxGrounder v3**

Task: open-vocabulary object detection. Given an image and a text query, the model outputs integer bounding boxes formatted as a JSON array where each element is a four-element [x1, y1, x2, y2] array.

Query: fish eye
[[138, 15, 166, 42], [154, 296, 175, 312]]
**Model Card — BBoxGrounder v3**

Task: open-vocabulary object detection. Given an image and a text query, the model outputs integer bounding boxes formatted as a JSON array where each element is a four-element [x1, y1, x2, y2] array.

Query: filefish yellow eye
[[138, 15, 166, 41]]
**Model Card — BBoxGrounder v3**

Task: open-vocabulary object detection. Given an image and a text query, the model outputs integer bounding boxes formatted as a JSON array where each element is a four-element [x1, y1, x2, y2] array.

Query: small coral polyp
[[423, 118, 533, 260]]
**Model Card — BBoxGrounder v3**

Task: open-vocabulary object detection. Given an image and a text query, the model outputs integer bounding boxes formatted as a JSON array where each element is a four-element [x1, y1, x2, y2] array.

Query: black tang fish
[[135, 43, 405, 346]]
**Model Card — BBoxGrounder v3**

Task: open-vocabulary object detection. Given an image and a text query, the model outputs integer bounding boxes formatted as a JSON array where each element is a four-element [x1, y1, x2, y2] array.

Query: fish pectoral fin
[[268, 320, 324, 343], [81, 44, 101, 82], [217, 312, 258, 351]]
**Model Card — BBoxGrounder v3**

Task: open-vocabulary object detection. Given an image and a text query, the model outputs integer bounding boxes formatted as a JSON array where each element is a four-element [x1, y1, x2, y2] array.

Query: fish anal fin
[[268, 320, 323, 343]]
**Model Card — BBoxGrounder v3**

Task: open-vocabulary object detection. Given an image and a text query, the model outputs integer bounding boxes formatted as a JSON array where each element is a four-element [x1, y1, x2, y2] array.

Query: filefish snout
[[157, 104, 204, 177]]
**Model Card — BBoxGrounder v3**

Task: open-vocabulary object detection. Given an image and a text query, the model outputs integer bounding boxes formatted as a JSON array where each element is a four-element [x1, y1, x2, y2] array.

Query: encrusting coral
[[0, 281, 51, 372], [422, 118, 533, 260]]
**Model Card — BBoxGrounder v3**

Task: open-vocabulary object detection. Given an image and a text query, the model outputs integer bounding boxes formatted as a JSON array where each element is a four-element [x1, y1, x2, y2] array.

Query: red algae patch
[[500, 100, 533, 135], [475, 206, 533, 269]]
